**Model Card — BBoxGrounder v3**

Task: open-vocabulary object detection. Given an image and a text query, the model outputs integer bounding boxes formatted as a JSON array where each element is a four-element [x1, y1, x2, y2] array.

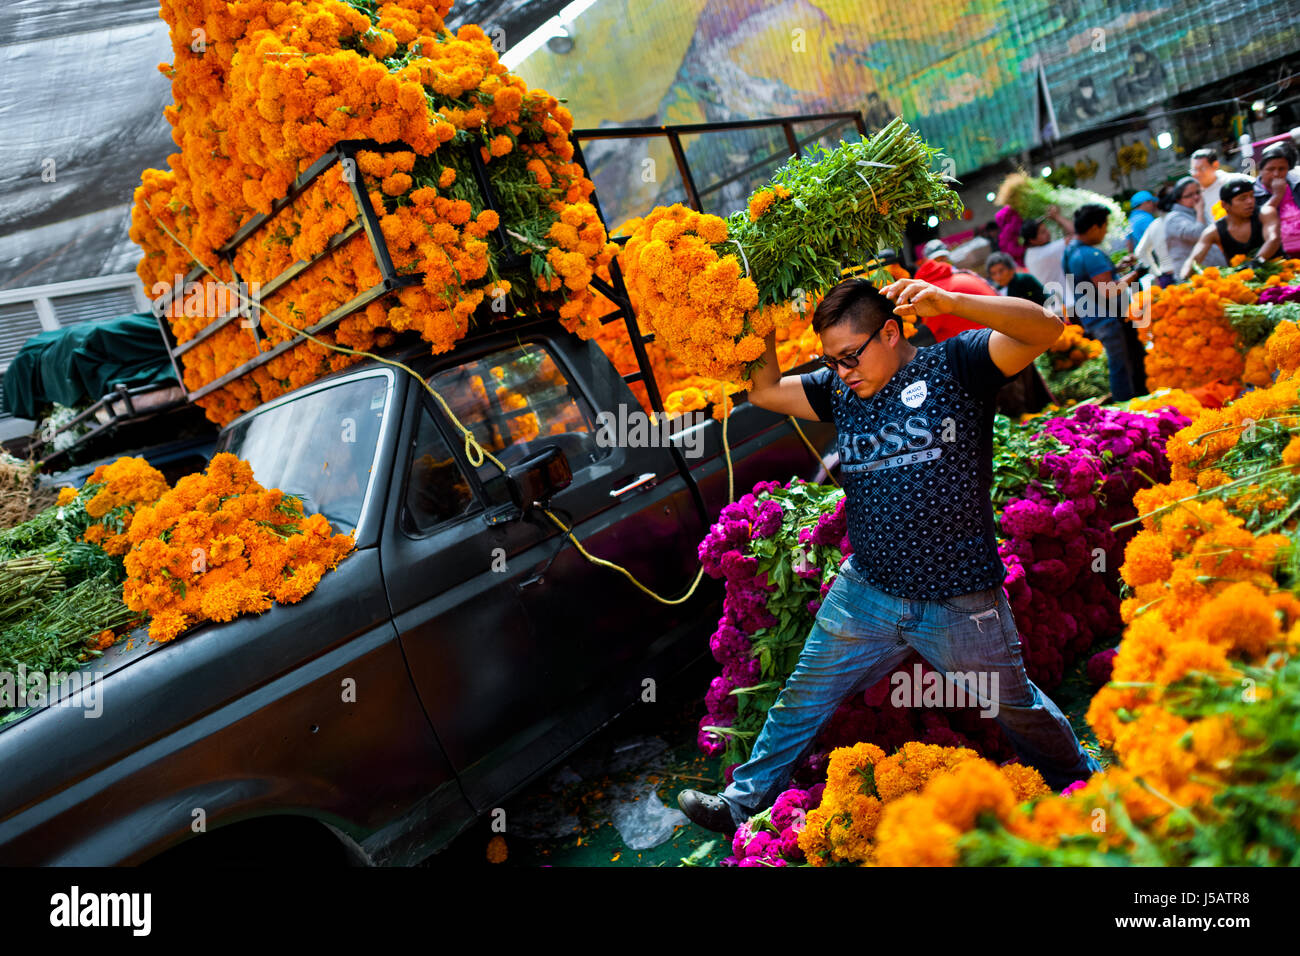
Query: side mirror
[[506, 446, 572, 511]]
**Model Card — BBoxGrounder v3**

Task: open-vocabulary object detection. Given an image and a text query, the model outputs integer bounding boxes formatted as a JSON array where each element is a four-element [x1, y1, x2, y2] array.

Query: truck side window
[[403, 401, 479, 534], [429, 343, 607, 505]]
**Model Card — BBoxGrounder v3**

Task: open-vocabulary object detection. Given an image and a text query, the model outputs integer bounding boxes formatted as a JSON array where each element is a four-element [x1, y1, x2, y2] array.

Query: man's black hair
[[1260, 141, 1296, 169], [811, 278, 896, 337], [1191, 147, 1218, 163], [1019, 217, 1043, 245], [1073, 203, 1110, 235]]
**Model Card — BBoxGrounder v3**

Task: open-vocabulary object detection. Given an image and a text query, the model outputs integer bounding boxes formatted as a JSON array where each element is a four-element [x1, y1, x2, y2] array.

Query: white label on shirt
[[901, 379, 928, 408]]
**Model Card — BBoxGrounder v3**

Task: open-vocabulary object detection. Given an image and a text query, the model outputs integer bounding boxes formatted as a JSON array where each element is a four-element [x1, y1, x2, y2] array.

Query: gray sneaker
[[677, 789, 737, 835]]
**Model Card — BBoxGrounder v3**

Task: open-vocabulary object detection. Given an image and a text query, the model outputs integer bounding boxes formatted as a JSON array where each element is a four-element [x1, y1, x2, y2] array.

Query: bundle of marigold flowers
[[1132, 267, 1257, 389], [794, 740, 1049, 866], [77, 457, 171, 557], [133, 0, 618, 426], [1042, 323, 1102, 371], [617, 119, 956, 388], [122, 453, 355, 642]]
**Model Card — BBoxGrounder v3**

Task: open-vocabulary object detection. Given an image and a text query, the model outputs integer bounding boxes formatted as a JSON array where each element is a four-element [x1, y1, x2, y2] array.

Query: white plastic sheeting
[[0, 0, 567, 290], [0, 3, 172, 289]]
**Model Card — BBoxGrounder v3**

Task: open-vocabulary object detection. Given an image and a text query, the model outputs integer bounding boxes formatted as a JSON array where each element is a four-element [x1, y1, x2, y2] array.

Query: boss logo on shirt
[[840, 415, 940, 473]]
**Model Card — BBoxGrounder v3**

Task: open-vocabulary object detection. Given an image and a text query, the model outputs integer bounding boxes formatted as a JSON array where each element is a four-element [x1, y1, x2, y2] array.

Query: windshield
[[214, 374, 390, 536]]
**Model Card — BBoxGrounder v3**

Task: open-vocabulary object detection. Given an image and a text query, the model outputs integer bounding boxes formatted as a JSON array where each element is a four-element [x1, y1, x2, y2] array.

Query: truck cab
[[0, 316, 832, 865]]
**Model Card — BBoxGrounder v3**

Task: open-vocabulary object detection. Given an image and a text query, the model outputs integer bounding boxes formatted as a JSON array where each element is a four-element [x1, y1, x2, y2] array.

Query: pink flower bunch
[[1257, 284, 1300, 304], [998, 404, 1188, 688], [1087, 646, 1118, 686], [721, 783, 826, 866], [696, 479, 849, 765]]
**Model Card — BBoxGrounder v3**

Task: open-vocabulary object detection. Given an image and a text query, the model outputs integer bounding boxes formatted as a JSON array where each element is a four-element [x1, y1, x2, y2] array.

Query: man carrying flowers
[[678, 277, 1101, 834]]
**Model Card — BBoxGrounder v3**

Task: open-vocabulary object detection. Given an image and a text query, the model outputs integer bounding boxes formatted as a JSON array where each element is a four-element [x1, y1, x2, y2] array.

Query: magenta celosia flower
[[697, 714, 729, 757], [771, 788, 809, 831], [705, 675, 737, 716], [708, 622, 750, 665], [731, 821, 754, 857], [722, 655, 760, 688]]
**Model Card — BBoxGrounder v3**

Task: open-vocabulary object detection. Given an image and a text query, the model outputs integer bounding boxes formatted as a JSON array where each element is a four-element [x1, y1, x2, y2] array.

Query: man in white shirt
[[1190, 148, 1232, 221], [1020, 205, 1076, 317]]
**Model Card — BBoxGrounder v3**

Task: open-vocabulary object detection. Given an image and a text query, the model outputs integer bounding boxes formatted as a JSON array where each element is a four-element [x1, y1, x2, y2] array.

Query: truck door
[[382, 332, 704, 809]]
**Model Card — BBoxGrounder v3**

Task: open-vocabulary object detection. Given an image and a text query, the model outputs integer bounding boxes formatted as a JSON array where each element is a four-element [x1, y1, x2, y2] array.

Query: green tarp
[[2, 313, 177, 421]]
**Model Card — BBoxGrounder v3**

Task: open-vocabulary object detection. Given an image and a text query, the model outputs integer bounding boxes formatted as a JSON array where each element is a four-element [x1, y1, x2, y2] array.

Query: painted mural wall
[[509, 0, 1300, 229]]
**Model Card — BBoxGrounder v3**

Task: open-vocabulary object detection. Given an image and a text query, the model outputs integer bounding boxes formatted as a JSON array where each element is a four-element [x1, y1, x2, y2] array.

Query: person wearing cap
[[1254, 142, 1300, 259], [1163, 176, 1226, 276], [913, 239, 998, 342], [1126, 190, 1158, 251], [1181, 176, 1281, 278]]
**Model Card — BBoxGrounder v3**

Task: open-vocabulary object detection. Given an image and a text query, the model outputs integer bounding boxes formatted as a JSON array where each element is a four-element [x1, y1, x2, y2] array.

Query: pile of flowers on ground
[[794, 741, 1050, 866], [1131, 267, 1257, 389], [134, 0, 618, 425], [122, 453, 355, 642]]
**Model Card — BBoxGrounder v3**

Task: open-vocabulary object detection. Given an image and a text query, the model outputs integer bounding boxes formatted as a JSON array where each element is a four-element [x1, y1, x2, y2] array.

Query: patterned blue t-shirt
[[801, 328, 1014, 600]]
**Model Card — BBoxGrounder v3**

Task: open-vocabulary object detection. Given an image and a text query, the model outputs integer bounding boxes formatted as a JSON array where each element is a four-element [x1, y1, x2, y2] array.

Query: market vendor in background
[[1254, 142, 1300, 259], [1019, 204, 1076, 316], [986, 252, 1047, 305], [1125, 190, 1158, 252], [1063, 203, 1146, 401], [676, 276, 1100, 836], [985, 252, 1056, 415], [1133, 184, 1176, 286], [1190, 147, 1232, 220], [1163, 176, 1226, 276], [1179, 176, 1281, 278]]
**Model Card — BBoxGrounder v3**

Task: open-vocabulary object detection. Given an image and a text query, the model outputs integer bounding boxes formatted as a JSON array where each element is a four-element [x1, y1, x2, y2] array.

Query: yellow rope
[[720, 383, 733, 504], [143, 200, 736, 605], [789, 415, 838, 487]]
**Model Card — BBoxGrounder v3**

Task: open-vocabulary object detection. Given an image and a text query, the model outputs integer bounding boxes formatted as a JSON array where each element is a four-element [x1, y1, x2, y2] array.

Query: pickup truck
[[0, 316, 833, 865]]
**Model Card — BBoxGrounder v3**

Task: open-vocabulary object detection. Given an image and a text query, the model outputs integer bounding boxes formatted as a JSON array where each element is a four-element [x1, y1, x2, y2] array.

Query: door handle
[[609, 472, 656, 497]]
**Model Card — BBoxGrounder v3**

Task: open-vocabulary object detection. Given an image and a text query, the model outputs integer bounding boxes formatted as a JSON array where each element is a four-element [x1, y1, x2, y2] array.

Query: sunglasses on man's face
[[820, 325, 882, 371]]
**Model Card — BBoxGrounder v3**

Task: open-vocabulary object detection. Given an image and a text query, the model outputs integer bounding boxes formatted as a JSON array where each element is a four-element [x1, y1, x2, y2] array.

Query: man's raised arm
[[745, 330, 821, 420]]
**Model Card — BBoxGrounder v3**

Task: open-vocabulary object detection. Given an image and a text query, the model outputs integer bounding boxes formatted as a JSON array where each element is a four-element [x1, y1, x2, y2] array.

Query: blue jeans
[[720, 559, 1102, 825], [1081, 315, 1145, 401]]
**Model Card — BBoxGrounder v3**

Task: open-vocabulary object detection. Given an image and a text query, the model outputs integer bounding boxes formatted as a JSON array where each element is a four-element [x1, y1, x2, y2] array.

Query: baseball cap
[[1219, 176, 1255, 204], [1130, 190, 1156, 205], [921, 238, 951, 260]]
